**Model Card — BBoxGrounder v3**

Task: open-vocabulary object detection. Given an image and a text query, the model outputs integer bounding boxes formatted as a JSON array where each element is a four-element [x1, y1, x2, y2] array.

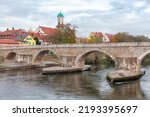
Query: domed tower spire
[[57, 11, 64, 29]]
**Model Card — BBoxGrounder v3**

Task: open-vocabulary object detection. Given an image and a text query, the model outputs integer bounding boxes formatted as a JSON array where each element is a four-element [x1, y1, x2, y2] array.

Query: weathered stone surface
[[107, 69, 144, 83], [0, 42, 150, 71], [42, 66, 82, 75]]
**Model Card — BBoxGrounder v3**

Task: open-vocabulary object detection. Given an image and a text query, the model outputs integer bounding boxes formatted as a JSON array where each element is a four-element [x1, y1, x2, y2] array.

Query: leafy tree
[[114, 32, 131, 42], [135, 35, 150, 42], [114, 32, 150, 42], [109, 35, 116, 43], [87, 34, 102, 43], [34, 37, 41, 45], [91, 36, 102, 43], [52, 23, 77, 44]]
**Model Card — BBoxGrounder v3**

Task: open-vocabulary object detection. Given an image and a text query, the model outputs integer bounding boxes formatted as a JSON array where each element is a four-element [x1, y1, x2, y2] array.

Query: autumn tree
[[134, 35, 150, 42], [52, 23, 77, 44], [114, 32, 150, 42], [87, 33, 103, 43], [87, 35, 102, 43], [114, 32, 131, 42]]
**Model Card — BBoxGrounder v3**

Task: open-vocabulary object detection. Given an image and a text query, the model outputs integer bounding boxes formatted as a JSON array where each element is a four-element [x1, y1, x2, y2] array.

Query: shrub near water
[[142, 54, 150, 66], [142, 59, 150, 66], [85, 52, 114, 67]]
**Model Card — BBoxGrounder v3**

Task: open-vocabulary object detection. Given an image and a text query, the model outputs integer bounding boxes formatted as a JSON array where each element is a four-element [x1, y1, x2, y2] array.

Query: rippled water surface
[[0, 66, 150, 100]]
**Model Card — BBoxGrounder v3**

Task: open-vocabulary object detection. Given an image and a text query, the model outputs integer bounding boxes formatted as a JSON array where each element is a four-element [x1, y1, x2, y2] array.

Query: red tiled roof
[[37, 35, 51, 42], [91, 32, 103, 38], [0, 39, 19, 44], [0, 31, 11, 35], [33, 33, 45, 40], [91, 32, 114, 39], [33, 33, 40, 37], [0, 29, 26, 35], [39, 26, 56, 35], [106, 33, 114, 39], [0, 29, 28, 40], [34, 26, 56, 42]]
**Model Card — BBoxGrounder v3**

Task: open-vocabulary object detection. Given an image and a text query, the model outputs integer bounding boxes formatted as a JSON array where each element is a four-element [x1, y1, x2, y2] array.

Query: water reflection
[[109, 81, 145, 99], [0, 66, 149, 100]]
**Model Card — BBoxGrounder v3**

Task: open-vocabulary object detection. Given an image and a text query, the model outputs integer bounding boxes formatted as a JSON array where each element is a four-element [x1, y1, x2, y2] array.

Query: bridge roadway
[[0, 42, 150, 72]]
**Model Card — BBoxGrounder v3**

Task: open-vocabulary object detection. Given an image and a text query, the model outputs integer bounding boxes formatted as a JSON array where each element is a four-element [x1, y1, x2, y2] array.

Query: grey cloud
[[0, 0, 150, 37]]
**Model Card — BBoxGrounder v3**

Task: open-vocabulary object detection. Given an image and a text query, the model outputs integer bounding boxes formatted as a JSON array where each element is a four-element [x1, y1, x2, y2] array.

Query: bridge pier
[[107, 57, 144, 83], [75, 60, 85, 68], [115, 57, 140, 72], [16, 54, 33, 64], [60, 55, 76, 67], [0, 55, 5, 63]]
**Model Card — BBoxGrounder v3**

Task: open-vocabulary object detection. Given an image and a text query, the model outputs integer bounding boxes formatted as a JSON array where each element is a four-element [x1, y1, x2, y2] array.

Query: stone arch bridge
[[0, 42, 150, 72]]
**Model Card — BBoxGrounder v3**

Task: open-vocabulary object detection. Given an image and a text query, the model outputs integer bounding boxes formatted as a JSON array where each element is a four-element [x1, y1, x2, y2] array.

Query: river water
[[0, 66, 150, 100]]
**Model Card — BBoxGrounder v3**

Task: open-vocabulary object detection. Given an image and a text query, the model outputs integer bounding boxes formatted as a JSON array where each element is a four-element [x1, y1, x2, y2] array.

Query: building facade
[[87, 32, 115, 43], [21, 35, 36, 45]]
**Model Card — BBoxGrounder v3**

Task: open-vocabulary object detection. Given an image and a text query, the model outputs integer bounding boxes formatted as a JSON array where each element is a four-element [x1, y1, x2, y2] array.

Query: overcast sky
[[0, 0, 150, 37]]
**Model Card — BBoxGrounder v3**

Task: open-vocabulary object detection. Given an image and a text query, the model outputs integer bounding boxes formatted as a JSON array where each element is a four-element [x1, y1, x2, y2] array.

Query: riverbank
[[107, 69, 145, 83], [0, 63, 40, 71], [0, 62, 91, 75], [0, 62, 59, 72]]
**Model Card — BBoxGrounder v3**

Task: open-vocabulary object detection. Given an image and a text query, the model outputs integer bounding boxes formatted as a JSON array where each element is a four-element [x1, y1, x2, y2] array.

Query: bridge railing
[[0, 42, 150, 50]]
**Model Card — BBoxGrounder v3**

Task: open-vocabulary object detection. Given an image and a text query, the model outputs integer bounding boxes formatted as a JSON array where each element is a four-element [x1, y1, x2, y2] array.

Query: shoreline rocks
[[107, 69, 145, 83], [0, 62, 146, 83]]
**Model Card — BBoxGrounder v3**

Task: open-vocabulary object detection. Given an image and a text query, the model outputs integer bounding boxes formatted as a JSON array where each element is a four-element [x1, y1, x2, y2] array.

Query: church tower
[[56, 11, 64, 29]]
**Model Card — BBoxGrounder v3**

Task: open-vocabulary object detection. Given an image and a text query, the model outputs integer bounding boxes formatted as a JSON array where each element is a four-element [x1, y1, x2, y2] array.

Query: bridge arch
[[138, 50, 150, 66], [6, 52, 17, 61], [75, 49, 116, 67], [33, 50, 60, 63]]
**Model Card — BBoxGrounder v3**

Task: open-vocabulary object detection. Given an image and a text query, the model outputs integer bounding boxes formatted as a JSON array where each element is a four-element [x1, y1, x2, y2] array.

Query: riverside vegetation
[[84, 52, 115, 69]]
